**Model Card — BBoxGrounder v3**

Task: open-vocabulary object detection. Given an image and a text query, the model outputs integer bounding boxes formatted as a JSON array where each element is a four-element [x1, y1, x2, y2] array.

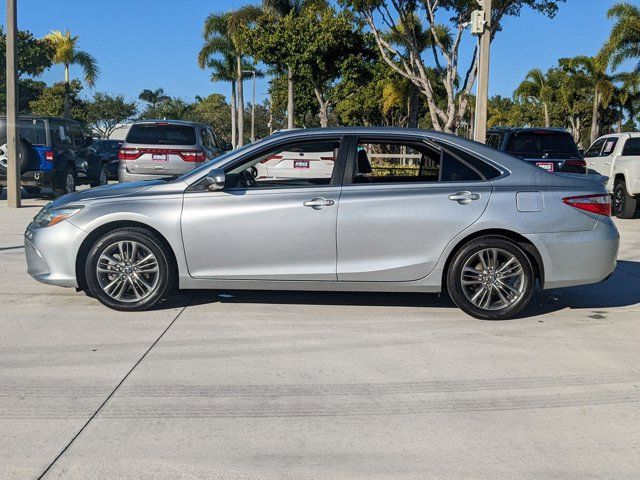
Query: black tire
[[613, 180, 637, 219], [52, 166, 76, 198], [84, 227, 175, 311], [446, 236, 535, 320], [0, 139, 35, 175], [90, 163, 108, 188]]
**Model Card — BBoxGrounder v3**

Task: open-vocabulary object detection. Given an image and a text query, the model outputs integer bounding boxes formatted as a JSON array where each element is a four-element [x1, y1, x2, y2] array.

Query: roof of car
[[487, 126, 570, 134], [131, 119, 204, 127], [0, 115, 82, 124]]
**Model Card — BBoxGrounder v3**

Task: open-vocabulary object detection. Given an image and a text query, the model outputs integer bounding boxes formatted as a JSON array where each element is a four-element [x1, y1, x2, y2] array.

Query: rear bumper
[[525, 218, 620, 289], [118, 164, 175, 183], [0, 170, 53, 187], [24, 219, 86, 288]]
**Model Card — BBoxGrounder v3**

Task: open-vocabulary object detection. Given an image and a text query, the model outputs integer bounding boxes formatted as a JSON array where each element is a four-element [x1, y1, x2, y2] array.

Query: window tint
[[18, 119, 47, 145], [126, 123, 197, 145], [51, 122, 72, 146], [506, 131, 581, 158], [225, 139, 339, 189], [436, 142, 501, 180], [486, 134, 501, 149], [622, 138, 640, 156], [584, 138, 606, 158], [200, 128, 212, 149], [69, 124, 85, 146]]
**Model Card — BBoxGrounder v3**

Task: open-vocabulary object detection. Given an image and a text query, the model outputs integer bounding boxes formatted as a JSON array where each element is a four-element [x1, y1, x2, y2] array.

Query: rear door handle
[[448, 191, 481, 205], [303, 197, 335, 210]]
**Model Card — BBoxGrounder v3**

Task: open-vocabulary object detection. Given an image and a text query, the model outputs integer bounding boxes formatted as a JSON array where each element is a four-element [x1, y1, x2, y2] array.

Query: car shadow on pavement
[[156, 261, 640, 319]]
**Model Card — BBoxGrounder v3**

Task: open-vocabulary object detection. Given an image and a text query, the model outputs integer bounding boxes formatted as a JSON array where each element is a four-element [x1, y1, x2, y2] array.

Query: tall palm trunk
[[543, 102, 550, 128], [230, 80, 237, 149], [63, 63, 71, 118], [236, 56, 244, 147], [287, 66, 294, 129], [590, 90, 601, 144]]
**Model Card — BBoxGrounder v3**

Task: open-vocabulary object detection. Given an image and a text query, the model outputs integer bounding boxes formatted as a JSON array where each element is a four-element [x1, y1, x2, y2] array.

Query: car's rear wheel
[[85, 227, 174, 311], [613, 180, 637, 219], [446, 236, 535, 320]]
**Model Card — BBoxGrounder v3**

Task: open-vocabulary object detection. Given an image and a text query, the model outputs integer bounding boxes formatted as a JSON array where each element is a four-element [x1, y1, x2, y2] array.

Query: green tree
[[138, 88, 170, 110], [603, 2, 640, 73], [44, 30, 99, 118], [29, 80, 88, 122], [342, 0, 566, 133], [248, 6, 368, 127], [192, 93, 232, 142], [85, 92, 137, 138], [514, 68, 553, 127]]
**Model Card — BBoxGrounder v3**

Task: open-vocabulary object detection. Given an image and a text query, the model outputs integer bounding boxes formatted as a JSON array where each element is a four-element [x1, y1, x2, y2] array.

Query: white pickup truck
[[584, 132, 640, 218]]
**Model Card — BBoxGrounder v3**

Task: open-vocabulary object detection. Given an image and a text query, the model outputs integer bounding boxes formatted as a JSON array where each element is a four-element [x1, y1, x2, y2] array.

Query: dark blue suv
[[0, 116, 108, 197]]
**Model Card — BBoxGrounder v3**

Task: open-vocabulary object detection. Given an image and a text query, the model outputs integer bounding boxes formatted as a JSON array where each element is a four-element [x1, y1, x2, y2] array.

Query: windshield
[[506, 131, 580, 159], [97, 141, 122, 153], [126, 123, 196, 145]]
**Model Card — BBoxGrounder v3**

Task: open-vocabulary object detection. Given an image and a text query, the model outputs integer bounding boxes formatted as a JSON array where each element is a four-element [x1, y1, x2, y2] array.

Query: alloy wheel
[[96, 241, 160, 302], [460, 248, 526, 311], [0, 143, 8, 169], [613, 188, 625, 216]]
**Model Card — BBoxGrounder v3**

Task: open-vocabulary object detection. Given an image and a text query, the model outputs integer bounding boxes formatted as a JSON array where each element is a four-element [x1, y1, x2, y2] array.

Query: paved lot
[[1, 191, 640, 479]]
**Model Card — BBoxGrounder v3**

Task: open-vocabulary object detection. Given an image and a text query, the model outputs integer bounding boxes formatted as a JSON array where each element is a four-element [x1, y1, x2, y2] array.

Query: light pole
[[6, 0, 21, 207], [242, 69, 256, 143], [472, 0, 491, 144]]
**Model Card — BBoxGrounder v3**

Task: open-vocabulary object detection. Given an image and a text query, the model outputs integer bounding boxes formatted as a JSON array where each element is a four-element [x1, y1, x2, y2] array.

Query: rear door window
[[69, 124, 86, 147], [622, 138, 640, 156], [601, 138, 618, 156], [19, 119, 47, 145], [126, 123, 197, 145], [506, 131, 580, 158]]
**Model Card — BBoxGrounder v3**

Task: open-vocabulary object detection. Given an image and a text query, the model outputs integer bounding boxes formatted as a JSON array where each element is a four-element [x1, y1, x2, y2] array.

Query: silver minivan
[[118, 120, 227, 182]]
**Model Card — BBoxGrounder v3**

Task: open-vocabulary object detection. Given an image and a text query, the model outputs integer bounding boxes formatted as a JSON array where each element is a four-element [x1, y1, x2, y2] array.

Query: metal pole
[[251, 71, 256, 142], [473, 0, 491, 144], [6, 0, 21, 207]]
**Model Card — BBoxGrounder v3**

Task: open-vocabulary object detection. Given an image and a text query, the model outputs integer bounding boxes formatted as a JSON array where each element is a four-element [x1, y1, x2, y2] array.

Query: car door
[[181, 136, 347, 280], [336, 136, 493, 282], [584, 138, 607, 175]]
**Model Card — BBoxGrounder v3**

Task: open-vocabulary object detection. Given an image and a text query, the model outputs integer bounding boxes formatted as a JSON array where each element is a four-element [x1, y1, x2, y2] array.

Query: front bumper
[[24, 219, 87, 288], [525, 217, 620, 289], [0, 170, 53, 187]]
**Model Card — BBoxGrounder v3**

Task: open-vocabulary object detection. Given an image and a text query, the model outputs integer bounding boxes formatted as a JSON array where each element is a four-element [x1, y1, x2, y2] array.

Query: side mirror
[[202, 168, 225, 191]]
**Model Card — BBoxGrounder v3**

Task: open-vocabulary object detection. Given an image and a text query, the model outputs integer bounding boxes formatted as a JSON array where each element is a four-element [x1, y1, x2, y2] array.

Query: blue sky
[[0, 0, 625, 107]]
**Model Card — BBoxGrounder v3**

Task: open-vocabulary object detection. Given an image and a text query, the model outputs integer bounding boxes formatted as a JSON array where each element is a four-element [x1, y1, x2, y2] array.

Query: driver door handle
[[448, 191, 481, 205], [303, 197, 335, 210]]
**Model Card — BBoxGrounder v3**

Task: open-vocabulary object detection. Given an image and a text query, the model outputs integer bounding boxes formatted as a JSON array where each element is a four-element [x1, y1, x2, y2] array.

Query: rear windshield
[[505, 131, 580, 159], [19, 119, 47, 145], [126, 123, 196, 145]]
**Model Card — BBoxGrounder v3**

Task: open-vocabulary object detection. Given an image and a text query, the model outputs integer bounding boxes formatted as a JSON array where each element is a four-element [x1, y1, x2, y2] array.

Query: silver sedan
[[24, 128, 619, 320]]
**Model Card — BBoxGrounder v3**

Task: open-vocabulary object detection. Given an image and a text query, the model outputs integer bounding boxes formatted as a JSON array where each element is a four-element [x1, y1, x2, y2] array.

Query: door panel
[[337, 183, 491, 282], [181, 186, 340, 280]]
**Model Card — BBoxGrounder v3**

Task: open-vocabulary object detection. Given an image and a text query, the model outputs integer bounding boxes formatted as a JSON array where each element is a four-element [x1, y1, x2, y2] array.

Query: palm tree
[[613, 71, 640, 131], [568, 55, 615, 144], [604, 2, 640, 73], [44, 30, 99, 118], [262, 0, 327, 129], [514, 68, 552, 127], [138, 88, 171, 110]]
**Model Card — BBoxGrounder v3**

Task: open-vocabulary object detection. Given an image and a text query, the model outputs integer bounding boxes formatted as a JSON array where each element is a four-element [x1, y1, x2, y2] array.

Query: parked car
[[91, 139, 123, 180], [583, 132, 640, 218], [25, 127, 618, 320], [0, 116, 108, 197], [118, 120, 226, 183], [487, 127, 587, 174]]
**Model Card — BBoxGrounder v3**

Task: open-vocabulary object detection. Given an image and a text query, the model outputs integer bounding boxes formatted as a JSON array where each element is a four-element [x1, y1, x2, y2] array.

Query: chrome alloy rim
[[66, 172, 75, 193], [461, 248, 525, 311], [613, 189, 624, 215], [96, 241, 160, 302], [0, 144, 8, 169]]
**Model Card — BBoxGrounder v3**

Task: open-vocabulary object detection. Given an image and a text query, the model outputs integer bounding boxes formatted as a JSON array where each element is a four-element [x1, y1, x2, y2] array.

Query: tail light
[[563, 194, 611, 216], [565, 159, 587, 171], [260, 154, 282, 164], [118, 148, 140, 160], [178, 150, 206, 162], [44, 149, 55, 162]]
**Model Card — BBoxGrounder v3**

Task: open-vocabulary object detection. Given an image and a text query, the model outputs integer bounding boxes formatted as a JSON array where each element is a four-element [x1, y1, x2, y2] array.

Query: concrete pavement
[[1, 194, 639, 479]]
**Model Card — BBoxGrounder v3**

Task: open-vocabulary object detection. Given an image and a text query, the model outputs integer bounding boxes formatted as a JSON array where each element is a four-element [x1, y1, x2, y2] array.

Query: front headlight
[[32, 205, 84, 228]]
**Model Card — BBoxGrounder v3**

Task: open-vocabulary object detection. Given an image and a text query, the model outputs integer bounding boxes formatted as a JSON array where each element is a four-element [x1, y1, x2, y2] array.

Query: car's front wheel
[[53, 167, 76, 198], [90, 163, 108, 188], [446, 236, 535, 320], [85, 227, 174, 311]]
